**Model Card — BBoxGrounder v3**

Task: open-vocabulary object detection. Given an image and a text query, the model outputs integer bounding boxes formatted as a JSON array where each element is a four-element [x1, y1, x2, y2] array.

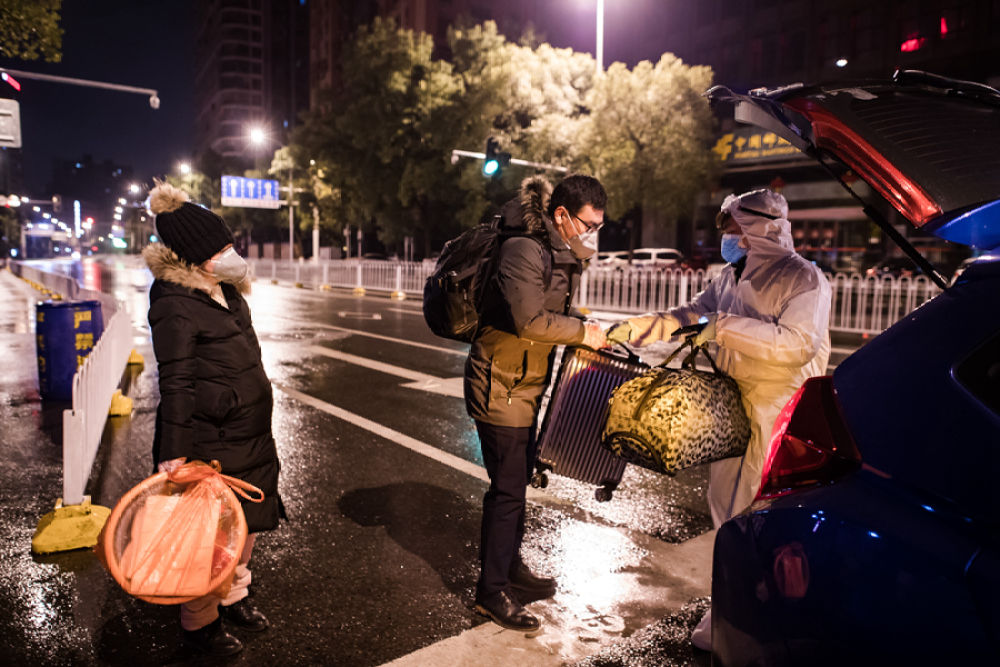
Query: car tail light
[[757, 376, 862, 500], [783, 98, 942, 226]]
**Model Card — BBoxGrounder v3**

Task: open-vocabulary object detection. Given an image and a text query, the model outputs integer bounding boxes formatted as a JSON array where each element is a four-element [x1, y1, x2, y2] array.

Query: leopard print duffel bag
[[602, 338, 750, 476]]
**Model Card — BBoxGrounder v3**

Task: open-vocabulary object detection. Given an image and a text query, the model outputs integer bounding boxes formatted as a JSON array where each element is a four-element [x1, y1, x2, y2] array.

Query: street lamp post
[[596, 0, 605, 74]]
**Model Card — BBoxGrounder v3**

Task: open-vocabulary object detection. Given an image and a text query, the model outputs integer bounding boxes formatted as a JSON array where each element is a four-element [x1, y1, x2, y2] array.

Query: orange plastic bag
[[97, 460, 264, 604]]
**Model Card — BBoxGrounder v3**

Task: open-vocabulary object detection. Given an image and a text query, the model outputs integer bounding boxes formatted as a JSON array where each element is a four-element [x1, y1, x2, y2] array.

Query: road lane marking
[[272, 381, 549, 504], [308, 345, 465, 398], [273, 381, 490, 484], [269, 314, 468, 357]]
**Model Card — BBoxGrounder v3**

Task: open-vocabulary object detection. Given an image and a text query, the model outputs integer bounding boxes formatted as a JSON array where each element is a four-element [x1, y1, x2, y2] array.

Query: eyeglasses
[[571, 213, 604, 233]]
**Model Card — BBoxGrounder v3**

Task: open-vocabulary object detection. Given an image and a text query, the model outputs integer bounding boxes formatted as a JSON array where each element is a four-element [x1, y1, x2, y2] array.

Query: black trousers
[[475, 420, 538, 599]]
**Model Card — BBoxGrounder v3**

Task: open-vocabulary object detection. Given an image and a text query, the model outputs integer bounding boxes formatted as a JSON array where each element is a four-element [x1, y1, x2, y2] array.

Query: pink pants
[[180, 534, 256, 631]]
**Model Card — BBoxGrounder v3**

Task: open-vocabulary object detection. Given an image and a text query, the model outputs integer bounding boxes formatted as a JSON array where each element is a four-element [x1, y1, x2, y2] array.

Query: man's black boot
[[182, 617, 243, 657], [219, 597, 270, 632], [474, 590, 542, 633], [509, 560, 557, 602]]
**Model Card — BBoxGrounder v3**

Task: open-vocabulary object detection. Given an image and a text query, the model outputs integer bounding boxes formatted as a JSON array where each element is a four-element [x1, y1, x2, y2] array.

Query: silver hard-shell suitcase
[[534, 346, 648, 501]]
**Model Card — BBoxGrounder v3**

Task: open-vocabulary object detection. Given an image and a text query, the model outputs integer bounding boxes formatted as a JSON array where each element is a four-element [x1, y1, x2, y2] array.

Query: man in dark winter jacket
[[143, 181, 281, 657], [466, 174, 608, 633]]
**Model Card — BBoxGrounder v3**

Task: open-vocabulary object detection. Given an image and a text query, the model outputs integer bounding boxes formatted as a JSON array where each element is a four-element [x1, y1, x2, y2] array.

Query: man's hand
[[581, 321, 607, 350], [605, 321, 632, 346]]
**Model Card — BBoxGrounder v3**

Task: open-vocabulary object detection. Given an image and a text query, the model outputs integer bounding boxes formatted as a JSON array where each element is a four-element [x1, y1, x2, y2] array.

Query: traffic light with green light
[[482, 137, 509, 178]]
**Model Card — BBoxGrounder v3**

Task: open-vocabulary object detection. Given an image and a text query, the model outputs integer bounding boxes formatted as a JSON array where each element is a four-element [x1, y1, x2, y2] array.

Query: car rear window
[[816, 87, 1000, 215]]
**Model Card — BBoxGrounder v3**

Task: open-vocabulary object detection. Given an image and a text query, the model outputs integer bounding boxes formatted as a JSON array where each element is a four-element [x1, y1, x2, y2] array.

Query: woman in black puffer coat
[[143, 181, 281, 657]]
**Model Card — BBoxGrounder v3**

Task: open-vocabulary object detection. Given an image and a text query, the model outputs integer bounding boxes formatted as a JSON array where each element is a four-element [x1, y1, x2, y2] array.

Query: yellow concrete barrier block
[[390, 291, 407, 301], [295, 282, 305, 288], [352, 287, 366, 296], [31, 496, 111, 554], [271, 279, 279, 285], [109, 390, 133, 416], [578, 307, 592, 315], [319, 284, 332, 291]]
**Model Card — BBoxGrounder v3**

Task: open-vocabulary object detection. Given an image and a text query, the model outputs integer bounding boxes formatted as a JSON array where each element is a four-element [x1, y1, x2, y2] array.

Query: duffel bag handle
[[656, 324, 723, 376], [630, 327, 724, 421]]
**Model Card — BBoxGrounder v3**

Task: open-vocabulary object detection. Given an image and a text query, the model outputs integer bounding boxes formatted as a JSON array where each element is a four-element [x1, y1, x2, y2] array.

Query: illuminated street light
[[836, 58, 848, 68], [129, 183, 141, 195], [115, 206, 123, 213], [249, 126, 266, 146], [179, 162, 191, 175], [596, 0, 605, 74]]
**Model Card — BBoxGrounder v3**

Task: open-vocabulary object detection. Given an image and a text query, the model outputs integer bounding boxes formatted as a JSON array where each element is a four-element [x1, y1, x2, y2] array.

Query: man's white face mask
[[208, 247, 248, 283], [568, 228, 599, 260]]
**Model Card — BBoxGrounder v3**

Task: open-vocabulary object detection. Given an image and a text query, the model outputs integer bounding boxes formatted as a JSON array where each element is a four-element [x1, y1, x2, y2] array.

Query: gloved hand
[[605, 321, 632, 346], [157, 457, 187, 474], [581, 321, 607, 350], [620, 313, 681, 347], [693, 314, 718, 346]]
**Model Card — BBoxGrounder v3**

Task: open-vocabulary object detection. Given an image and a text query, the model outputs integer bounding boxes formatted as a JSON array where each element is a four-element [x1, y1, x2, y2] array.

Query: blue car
[[705, 71, 1000, 666]]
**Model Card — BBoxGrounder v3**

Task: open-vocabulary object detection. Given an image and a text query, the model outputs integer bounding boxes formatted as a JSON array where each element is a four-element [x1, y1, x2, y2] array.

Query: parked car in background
[[595, 250, 628, 266], [865, 255, 923, 278], [629, 247, 685, 267], [707, 71, 1000, 666]]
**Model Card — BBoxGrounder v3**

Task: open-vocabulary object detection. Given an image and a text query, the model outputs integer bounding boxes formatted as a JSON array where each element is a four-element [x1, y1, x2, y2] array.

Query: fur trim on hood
[[519, 176, 552, 235], [143, 242, 251, 295]]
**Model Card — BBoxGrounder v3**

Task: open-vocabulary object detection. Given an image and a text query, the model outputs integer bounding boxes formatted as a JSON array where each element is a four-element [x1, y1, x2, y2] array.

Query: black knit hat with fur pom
[[149, 181, 234, 265]]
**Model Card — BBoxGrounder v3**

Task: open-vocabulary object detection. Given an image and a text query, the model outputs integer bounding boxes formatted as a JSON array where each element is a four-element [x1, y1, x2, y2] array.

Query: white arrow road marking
[[308, 345, 465, 397]]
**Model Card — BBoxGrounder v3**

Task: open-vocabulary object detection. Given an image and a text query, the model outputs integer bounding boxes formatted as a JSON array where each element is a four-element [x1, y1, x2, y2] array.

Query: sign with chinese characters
[[712, 128, 803, 164], [221, 175, 281, 209]]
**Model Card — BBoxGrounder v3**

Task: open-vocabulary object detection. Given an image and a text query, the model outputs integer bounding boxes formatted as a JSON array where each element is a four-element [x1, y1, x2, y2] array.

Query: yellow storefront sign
[[713, 130, 802, 163]]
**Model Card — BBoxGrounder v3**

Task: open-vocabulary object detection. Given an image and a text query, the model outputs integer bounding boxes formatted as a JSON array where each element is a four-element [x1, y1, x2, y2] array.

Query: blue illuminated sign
[[221, 175, 281, 209]]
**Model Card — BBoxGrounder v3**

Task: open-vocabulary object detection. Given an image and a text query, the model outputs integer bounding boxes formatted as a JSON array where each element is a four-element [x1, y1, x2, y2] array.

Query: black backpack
[[423, 215, 548, 342]]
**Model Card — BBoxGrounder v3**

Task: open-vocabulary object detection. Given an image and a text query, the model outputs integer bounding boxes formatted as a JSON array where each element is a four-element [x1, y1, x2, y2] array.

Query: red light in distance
[[1, 72, 20, 91]]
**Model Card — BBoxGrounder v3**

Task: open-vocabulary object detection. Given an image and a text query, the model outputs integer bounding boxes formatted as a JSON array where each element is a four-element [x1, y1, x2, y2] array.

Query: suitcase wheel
[[530, 472, 549, 489], [594, 486, 614, 502]]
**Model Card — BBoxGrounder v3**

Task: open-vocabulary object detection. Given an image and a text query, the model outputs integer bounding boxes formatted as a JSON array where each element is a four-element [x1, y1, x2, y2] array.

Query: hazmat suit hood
[[722, 188, 794, 254]]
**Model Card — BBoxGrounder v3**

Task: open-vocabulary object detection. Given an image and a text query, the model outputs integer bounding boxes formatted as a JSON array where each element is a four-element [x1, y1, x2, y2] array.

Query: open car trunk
[[706, 70, 1000, 256]]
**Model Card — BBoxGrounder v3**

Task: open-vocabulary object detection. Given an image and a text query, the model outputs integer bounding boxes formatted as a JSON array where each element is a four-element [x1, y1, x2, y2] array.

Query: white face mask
[[208, 247, 248, 283], [568, 229, 598, 260]]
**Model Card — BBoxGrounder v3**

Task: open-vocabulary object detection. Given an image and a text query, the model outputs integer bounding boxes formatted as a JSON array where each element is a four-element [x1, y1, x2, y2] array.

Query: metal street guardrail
[[248, 259, 942, 337]]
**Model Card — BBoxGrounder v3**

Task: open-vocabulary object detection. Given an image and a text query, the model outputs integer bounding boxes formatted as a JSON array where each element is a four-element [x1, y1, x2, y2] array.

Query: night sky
[[3, 0, 677, 198], [3, 0, 196, 195]]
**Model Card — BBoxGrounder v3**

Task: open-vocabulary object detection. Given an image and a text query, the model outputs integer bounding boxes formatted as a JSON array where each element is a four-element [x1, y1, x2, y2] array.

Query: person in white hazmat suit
[[605, 188, 831, 650]]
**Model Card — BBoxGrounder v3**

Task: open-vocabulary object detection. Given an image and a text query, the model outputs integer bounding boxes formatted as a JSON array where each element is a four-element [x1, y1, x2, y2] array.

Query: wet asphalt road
[[1, 258, 719, 666]]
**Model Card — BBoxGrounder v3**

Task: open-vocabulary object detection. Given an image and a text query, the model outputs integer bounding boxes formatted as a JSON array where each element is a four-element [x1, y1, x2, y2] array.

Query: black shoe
[[219, 597, 270, 632], [509, 560, 557, 602], [474, 590, 542, 633], [182, 617, 243, 657]]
